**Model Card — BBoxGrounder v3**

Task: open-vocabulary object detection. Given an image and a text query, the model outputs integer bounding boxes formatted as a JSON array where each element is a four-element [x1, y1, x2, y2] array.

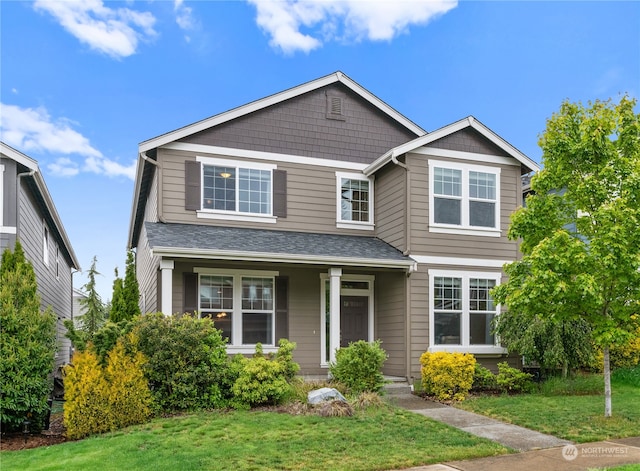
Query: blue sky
[[1, 0, 638, 301]]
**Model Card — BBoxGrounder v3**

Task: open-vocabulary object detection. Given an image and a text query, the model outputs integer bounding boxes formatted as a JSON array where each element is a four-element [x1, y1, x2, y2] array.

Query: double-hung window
[[336, 172, 374, 230], [429, 270, 504, 354], [429, 160, 500, 236], [197, 269, 276, 351], [196, 157, 276, 223]]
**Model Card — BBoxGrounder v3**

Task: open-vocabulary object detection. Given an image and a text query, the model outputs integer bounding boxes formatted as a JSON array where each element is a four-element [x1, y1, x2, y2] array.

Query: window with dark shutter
[[275, 276, 289, 342], [273, 169, 287, 218], [185, 160, 201, 210]]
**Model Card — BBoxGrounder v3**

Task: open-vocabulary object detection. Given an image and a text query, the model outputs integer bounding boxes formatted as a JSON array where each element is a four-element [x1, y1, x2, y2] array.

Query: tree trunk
[[603, 346, 612, 418], [562, 361, 568, 379]]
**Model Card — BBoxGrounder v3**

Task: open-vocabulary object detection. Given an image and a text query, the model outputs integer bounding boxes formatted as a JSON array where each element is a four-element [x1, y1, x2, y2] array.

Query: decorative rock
[[307, 387, 347, 405]]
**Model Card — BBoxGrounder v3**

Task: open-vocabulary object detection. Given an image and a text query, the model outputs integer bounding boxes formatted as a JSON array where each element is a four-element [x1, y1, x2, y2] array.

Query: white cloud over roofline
[[0, 103, 136, 180], [33, 0, 157, 59], [248, 0, 458, 54]]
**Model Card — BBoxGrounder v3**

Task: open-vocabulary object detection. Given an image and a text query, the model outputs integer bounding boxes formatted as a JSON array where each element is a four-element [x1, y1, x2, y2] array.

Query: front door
[[340, 295, 369, 347]]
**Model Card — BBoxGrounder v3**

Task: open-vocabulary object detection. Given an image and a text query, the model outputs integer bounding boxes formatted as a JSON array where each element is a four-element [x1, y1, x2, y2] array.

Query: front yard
[[0, 406, 508, 471]]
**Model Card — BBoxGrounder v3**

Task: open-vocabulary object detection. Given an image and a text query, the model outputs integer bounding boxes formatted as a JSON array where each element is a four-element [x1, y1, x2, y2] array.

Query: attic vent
[[326, 94, 346, 121]]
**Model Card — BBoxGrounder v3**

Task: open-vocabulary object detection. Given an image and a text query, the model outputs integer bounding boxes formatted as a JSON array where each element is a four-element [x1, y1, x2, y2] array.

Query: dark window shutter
[[185, 160, 201, 210], [183, 272, 199, 315], [275, 276, 289, 342], [273, 169, 287, 218]]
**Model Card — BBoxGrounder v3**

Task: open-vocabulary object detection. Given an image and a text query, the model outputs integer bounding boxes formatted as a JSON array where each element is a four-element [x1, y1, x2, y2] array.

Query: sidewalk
[[387, 393, 640, 470]]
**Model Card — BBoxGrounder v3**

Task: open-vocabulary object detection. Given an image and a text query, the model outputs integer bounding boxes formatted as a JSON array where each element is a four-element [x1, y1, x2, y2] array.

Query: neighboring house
[[72, 287, 89, 329], [128, 72, 539, 380], [1, 142, 81, 370]]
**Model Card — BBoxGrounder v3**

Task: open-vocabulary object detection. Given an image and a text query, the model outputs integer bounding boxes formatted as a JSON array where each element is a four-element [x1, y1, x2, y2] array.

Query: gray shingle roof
[[145, 222, 412, 267]]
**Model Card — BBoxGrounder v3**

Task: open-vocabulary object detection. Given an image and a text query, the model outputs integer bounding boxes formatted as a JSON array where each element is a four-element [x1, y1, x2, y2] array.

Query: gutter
[[390, 154, 411, 257]]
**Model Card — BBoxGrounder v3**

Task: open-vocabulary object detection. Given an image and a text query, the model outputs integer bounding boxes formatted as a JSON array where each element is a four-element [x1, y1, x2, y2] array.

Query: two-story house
[[128, 72, 539, 380], [1, 142, 81, 370]]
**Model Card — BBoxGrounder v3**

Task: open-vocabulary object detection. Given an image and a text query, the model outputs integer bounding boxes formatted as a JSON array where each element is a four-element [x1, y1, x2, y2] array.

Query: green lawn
[[1, 406, 508, 471], [457, 382, 640, 443]]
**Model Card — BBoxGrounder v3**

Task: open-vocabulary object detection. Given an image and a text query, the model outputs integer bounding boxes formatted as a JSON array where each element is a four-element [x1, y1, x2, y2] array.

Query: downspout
[[390, 153, 413, 382], [140, 151, 166, 223]]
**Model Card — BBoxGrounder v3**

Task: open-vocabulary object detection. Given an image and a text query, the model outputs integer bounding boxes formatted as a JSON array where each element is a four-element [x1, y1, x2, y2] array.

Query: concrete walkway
[[386, 393, 640, 470]]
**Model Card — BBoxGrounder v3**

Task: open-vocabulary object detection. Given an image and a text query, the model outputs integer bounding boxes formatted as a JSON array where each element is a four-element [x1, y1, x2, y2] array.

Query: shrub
[[315, 400, 354, 417], [0, 242, 57, 432], [592, 330, 640, 372], [232, 341, 300, 408], [472, 364, 498, 392], [420, 352, 476, 402], [329, 340, 387, 394], [351, 391, 384, 411], [134, 313, 229, 411], [103, 334, 152, 429], [63, 335, 152, 440], [496, 362, 534, 393], [63, 348, 112, 439]]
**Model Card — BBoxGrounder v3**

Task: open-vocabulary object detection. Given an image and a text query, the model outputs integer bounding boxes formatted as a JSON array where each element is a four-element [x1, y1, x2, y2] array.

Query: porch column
[[160, 260, 174, 316], [329, 267, 342, 364]]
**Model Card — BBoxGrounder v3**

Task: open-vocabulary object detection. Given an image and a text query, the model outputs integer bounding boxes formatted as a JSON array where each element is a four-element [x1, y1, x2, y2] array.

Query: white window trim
[[428, 269, 506, 355], [196, 156, 277, 221], [43, 222, 49, 266], [319, 273, 375, 368], [428, 160, 501, 237], [335, 172, 374, 230], [194, 268, 279, 353]]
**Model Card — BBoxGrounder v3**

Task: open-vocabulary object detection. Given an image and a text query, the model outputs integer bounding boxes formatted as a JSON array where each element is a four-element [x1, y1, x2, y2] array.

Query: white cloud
[[248, 0, 457, 54], [174, 0, 197, 43], [33, 0, 157, 59], [0, 103, 136, 180]]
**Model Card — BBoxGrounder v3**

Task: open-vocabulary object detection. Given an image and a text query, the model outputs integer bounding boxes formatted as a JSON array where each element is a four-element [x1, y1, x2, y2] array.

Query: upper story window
[[192, 157, 280, 224], [336, 172, 374, 230], [429, 160, 500, 237], [43, 224, 50, 266]]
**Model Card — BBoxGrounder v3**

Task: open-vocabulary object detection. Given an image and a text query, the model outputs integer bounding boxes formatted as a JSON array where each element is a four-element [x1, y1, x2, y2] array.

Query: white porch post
[[329, 267, 342, 364], [160, 260, 174, 316]]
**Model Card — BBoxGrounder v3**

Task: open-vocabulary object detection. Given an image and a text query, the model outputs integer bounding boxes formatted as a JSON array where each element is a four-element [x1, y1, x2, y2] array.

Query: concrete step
[[383, 381, 412, 396]]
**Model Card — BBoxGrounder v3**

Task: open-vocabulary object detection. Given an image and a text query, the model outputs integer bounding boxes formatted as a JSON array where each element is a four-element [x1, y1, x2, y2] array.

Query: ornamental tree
[[0, 241, 57, 431], [492, 96, 640, 417]]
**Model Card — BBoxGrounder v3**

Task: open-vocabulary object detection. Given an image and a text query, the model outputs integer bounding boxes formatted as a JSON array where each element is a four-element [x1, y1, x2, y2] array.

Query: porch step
[[383, 381, 412, 396]]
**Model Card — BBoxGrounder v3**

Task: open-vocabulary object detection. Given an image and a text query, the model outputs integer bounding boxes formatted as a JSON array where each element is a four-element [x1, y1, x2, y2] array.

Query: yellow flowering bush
[[64, 334, 152, 439], [420, 351, 476, 402]]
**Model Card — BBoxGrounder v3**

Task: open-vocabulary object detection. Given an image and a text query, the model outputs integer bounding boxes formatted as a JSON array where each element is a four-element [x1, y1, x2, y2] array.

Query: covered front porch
[[145, 222, 415, 376]]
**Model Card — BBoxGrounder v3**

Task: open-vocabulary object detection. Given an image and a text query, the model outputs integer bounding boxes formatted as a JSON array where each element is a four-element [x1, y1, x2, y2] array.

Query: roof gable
[[139, 71, 425, 153], [365, 116, 540, 175], [0, 142, 80, 270], [177, 82, 419, 165]]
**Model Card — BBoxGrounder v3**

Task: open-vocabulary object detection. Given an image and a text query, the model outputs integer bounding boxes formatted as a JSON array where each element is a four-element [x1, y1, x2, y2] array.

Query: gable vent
[[326, 94, 346, 121]]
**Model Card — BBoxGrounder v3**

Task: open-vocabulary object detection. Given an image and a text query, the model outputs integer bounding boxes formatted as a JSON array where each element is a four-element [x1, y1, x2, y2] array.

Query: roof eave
[[151, 246, 416, 271]]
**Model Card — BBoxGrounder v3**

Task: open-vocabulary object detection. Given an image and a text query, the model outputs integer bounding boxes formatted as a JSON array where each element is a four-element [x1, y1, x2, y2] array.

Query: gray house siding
[[17, 176, 74, 369], [375, 271, 406, 377], [405, 152, 520, 260], [1, 158, 18, 251], [156, 148, 377, 236], [137, 172, 160, 314], [179, 83, 417, 165], [426, 128, 512, 157], [374, 163, 407, 252]]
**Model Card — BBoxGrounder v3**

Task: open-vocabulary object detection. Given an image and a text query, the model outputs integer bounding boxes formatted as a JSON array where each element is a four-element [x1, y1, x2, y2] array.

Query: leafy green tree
[[492, 96, 640, 417], [64, 256, 107, 351], [0, 241, 57, 431]]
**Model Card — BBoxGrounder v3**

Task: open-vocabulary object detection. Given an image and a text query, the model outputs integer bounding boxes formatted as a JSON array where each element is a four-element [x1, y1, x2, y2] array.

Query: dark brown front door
[[340, 295, 368, 347]]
